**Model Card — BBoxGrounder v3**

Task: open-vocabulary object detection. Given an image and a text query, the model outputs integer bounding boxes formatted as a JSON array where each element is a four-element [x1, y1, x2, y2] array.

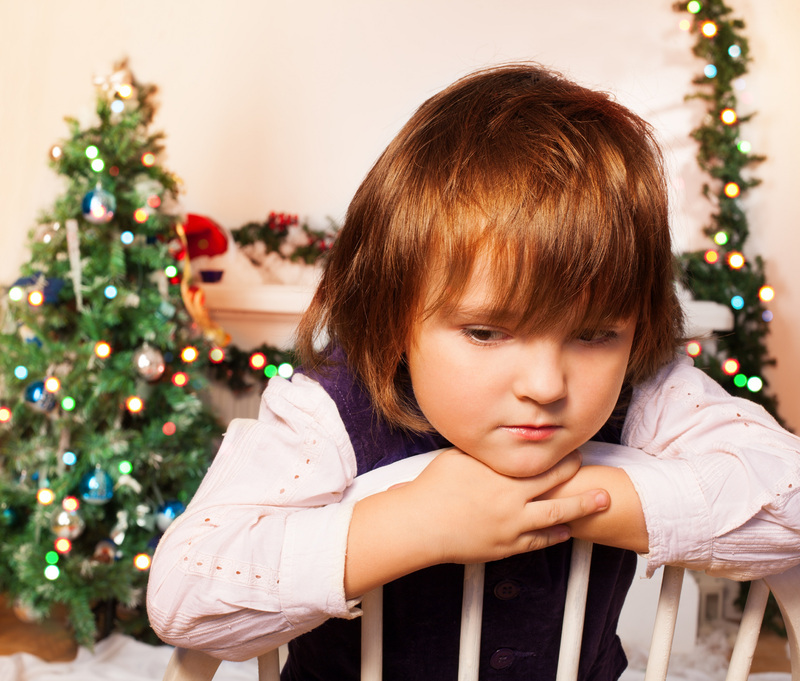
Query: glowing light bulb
[[134, 553, 152, 570], [0, 407, 11, 423], [44, 377, 61, 393], [714, 231, 729, 246], [37, 488, 55, 505], [701, 21, 717, 37], [730, 295, 745, 310], [722, 359, 740, 375], [724, 182, 740, 198], [762, 310, 774, 322], [14, 365, 28, 380], [164, 265, 178, 278], [50, 145, 63, 160], [278, 363, 294, 379], [147, 195, 161, 208], [720, 108, 738, 125], [62, 496, 79, 512], [55, 538, 72, 553], [44, 565, 60, 580], [28, 291, 44, 306], [737, 140, 752, 154], [704, 64, 717, 78], [172, 371, 189, 387], [759, 285, 775, 302], [687, 0, 702, 13], [85, 145, 99, 159], [728, 44, 742, 58], [686, 341, 702, 357], [747, 376, 763, 393], [62, 451, 77, 465], [121, 231, 134, 245], [45, 551, 59, 565], [133, 208, 149, 223], [209, 347, 225, 363], [181, 346, 199, 363], [118, 84, 133, 99], [163, 421, 176, 436], [679, 18, 691, 31], [727, 252, 745, 269], [91, 158, 105, 172], [141, 152, 156, 167], [94, 341, 112, 358], [9, 286, 24, 302], [61, 396, 76, 411], [265, 364, 278, 378], [733, 374, 748, 388], [111, 99, 125, 114], [704, 250, 719, 264], [250, 353, 267, 370], [104, 285, 118, 299], [126, 396, 144, 413]]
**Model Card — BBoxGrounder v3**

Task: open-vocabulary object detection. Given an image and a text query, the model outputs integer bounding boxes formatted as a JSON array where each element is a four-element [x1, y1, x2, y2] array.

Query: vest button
[[489, 648, 515, 670], [493, 579, 521, 600]]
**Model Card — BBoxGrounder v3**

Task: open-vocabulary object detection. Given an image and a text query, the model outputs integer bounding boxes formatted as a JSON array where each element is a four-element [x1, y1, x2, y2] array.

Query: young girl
[[147, 64, 800, 680]]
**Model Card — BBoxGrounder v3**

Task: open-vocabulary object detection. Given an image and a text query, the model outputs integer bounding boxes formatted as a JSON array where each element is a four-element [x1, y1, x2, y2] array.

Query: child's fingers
[[521, 489, 609, 538]]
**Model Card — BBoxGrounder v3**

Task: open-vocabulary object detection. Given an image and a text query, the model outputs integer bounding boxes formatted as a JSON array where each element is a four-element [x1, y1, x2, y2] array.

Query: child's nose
[[513, 341, 568, 405]]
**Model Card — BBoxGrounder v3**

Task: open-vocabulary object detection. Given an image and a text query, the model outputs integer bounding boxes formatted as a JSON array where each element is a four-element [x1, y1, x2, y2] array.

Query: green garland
[[674, 0, 781, 421]]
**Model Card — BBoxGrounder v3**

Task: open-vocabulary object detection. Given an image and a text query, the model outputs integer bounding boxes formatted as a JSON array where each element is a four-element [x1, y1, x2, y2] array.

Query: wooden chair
[[161, 539, 800, 681]]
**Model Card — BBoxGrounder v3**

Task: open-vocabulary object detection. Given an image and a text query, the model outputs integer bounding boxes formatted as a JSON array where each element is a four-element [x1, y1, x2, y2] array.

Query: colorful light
[[54, 538, 72, 553], [94, 341, 112, 358], [720, 108, 738, 125], [209, 347, 225, 363], [133, 208, 149, 223], [731, 295, 745, 310], [728, 44, 742, 58], [85, 145, 99, 159], [62, 451, 77, 465], [172, 371, 189, 387], [701, 21, 718, 37], [687, 1, 702, 13], [165, 264, 179, 278], [37, 488, 55, 505], [724, 182, 740, 198], [249, 352, 267, 370], [141, 152, 156, 167], [118, 460, 133, 476], [8, 286, 24, 302], [121, 230, 134, 245], [118, 84, 133, 99], [747, 376, 764, 393], [278, 363, 294, 379], [28, 290, 44, 306], [737, 140, 752, 154], [91, 159, 105, 173], [126, 396, 144, 413], [727, 252, 745, 269], [162, 421, 176, 436], [0, 407, 11, 423], [134, 553, 152, 570], [111, 99, 125, 114], [714, 230, 728, 245], [733, 374, 748, 388], [181, 346, 199, 363], [147, 195, 161, 208], [14, 365, 28, 379], [704, 249, 719, 264], [759, 285, 775, 302], [50, 145, 63, 160], [762, 310, 774, 323], [685, 341, 702, 357], [62, 496, 79, 512], [704, 64, 717, 79], [61, 396, 76, 411], [44, 377, 61, 393], [45, 551, 59, 565], [722, 358, 740, 375], [679, 18, 691, 31], [265, 364, 278, 378], [44, 565, 60, 580], [104, 285, 118, 299]]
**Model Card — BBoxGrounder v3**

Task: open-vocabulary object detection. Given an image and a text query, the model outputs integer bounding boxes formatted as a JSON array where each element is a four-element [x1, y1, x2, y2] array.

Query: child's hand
[[345, 448, 608, 597], [398, 447, 607, 565]]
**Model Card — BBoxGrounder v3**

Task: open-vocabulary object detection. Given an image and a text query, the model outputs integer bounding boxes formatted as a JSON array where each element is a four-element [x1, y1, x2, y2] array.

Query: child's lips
[[500, 424, 561, 441]]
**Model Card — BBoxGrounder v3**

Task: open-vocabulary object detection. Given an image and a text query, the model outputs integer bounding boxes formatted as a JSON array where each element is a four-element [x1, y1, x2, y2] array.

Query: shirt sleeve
[[146, 374, 362, 661], [617, 356, 800, 580]]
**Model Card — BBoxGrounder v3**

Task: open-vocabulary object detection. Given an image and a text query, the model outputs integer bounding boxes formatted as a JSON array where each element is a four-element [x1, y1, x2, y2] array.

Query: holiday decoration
[[155, 499, 186, 531], [0, 60, 221, 647], [81, 185, 117, 224], [674, 0, 782, 419]]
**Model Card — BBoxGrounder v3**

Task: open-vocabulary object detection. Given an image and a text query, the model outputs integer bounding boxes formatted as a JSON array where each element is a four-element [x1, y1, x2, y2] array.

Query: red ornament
[[180, 214, 229, 259]]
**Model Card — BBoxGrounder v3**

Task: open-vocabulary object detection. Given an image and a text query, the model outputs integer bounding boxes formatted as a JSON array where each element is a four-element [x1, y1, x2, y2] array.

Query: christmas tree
[[0, 61, 222, 646], [675, 0, 782, 421]]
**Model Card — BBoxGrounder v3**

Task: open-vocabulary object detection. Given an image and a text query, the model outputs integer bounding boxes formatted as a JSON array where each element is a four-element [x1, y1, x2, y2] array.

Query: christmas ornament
[[24, 380, 57, 413], [110, 510, 128, 545], [81, 185, 117, 224], [92, 539, 118, 563], [156, 499, 186, 531], [79, 465, 114, 505], [50, 506, 85, 539], [133, 343, 166, 381], [180, 214, 229, 260]]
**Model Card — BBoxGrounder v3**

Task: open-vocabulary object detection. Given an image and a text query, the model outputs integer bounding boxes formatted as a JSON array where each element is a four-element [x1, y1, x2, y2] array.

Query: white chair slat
[[555, 538, 594, 681], [725, 578, 769, 681], [256, 647, 281, 681], [458, 562, 487, 681], [643, 565, 684, 681], [360, 587, 384, 681], [764, 562, 800, 681]]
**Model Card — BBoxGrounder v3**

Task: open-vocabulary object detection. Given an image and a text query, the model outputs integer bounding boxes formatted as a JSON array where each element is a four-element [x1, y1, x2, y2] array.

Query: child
[[147, 64, 800, 680]]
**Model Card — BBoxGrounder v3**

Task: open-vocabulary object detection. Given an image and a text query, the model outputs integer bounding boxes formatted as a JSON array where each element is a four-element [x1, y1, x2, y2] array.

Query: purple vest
[[282, 354, 635, 681]]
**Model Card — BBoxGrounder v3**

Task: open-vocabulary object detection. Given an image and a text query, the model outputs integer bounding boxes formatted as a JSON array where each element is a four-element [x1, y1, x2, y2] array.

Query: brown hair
[[296, 63, 685, 431]]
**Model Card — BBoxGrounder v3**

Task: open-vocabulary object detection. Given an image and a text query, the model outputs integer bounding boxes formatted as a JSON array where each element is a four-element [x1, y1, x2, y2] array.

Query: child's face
[[405, 263, 635, 478]]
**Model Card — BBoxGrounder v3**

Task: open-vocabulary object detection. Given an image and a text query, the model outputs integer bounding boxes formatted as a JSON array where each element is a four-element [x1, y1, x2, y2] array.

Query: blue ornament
[[81, 186, 116, 224], [79, 466, 114, 505], [24, 380, 56, 413], [156, 500, 186, 531]]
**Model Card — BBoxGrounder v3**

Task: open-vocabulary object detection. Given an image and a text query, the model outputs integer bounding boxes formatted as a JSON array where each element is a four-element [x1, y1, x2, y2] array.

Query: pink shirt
[[146, 357, 800, 661]]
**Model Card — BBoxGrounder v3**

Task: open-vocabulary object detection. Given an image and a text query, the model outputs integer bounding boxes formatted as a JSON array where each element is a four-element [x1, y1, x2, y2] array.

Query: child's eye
[[461, 327, 508, 344], [577, 329, 619, 346]]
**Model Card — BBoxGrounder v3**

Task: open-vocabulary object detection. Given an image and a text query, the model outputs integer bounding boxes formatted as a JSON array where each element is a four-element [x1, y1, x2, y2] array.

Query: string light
[[701, 21, 718, 37], [121, 230, 134, 245], [134, 553, 152, 570], [8, 286, 24, 302], [722, 358, 740, 375], [54, 538, 72, 553], [737, 140, 752, 153], [278, 363, 294, 379], [14, 366, 28, 379], [704, 64, 717, 79], [91, 159, 105, 173], [704, 249, 719, 264], [37, 488, 55, 505], [679, 18, 691, 31], [141, 152, 156, 167], [687, 1, 702, 14], [62, 496, 80, 512], [94, 341, 112, 358], [727, 252, 745, 269], [85, 145, 99, 159], [44, 565, 60, 580], [61, 396, 76, 411], [28, 291, 44, 307], [759, 285, 775, 302], [762, 310, 774, 323], [728, 44, 742, 58], [0, 407, 11, 423], [164, 265, 178, 278], [104, 285, 118, 299], [720, 108, 738, 125], [686, 341, 702, 357], [181, 346, 199, 363], [126, 396, 144, 413], [724, 182, 740, 198], [265, 364, 278, 378], [172, 371, 189, 387], [733, 374, 748, 388], [62, 451, 77, 465], [162, 421, 176, 436], [249, 353, 267, 370], [44, 377, 61, 393], [731, 295, 745, 310], [747, 376, 764, 393], [133, 208, 149, 223], [209, 347, 225, 363], [118, 460, 133, 475]]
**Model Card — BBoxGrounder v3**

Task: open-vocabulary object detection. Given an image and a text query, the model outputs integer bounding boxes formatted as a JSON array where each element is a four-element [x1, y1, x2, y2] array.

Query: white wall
[[1, 0, 798, 428]]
